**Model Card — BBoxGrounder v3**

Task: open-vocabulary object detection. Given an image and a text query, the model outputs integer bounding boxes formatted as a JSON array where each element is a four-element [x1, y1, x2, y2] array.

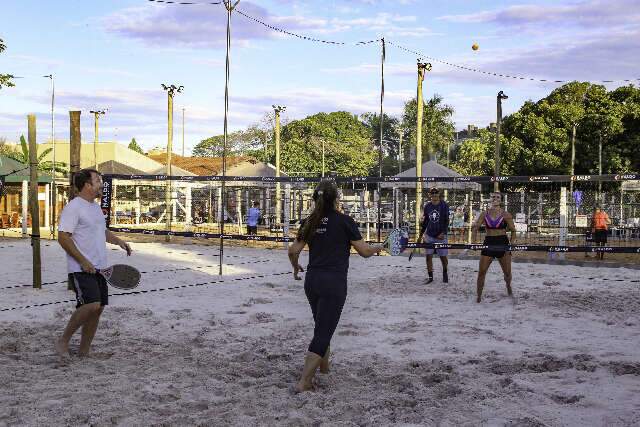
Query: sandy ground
[[1, 239, 639, 426]]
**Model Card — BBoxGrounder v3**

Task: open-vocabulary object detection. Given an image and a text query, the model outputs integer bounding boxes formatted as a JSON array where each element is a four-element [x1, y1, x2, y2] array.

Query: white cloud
[[438, 0, 640, 28], [102, 3, 436, 48]]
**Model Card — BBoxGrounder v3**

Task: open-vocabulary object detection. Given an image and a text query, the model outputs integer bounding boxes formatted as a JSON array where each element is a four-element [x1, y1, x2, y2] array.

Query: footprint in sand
[[391, 337, 416, 346], [242, 297, 273, 307]]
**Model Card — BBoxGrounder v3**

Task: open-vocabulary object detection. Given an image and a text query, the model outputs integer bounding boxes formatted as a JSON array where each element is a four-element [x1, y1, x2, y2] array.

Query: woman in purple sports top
[[471, 192, 517, 303]]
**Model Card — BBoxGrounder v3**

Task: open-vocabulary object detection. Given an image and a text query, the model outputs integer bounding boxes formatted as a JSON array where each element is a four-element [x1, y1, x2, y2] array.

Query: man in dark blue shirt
[[420, 187, 450, 284]]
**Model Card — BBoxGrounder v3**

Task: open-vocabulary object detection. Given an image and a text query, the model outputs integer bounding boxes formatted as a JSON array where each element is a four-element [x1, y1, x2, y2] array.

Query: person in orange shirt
[[591, 206, 611, 260]]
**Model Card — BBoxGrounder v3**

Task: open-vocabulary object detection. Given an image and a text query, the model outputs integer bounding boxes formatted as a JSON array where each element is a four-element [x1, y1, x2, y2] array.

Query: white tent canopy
[[380, 160, 481, 191]]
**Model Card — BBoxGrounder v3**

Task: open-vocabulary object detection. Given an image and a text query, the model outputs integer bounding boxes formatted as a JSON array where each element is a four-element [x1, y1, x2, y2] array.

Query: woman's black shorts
[[593, 229, 608, 243], [481, 235, 510, 259]]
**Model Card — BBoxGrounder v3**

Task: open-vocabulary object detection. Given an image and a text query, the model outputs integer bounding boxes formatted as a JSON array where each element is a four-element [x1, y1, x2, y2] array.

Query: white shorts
[[424, 235, 448, 256]]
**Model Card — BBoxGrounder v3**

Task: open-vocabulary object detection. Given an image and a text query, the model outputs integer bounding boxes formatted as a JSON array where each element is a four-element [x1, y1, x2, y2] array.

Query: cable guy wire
[[387, 40, 640, 85]]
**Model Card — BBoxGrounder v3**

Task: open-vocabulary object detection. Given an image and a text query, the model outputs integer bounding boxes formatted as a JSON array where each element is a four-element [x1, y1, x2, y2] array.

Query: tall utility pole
[[598, 132, 603, 200], [398, 130, 403, 174], [494, 90, 508, 192], [377, 38, 386, 244], [161, 84, 183, 242], [219, 0, 240, 276], [43, 74, 56, 238], [69, 111, 82, 200], [273, 105, 286, 227], [182, 107, 185, 157], [415, 61, 431, 237], [322, 138, 325, 178], [570, 122, 577, 194], [89, 110, 106, 170], [28, 115, 42, 289]]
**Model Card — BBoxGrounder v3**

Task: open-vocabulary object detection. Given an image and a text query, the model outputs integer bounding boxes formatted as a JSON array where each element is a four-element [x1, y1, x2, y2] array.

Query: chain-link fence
[[104, 175, 640, 249]]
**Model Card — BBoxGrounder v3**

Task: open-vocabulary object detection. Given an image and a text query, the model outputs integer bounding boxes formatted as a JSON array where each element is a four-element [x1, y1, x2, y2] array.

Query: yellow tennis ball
[[472, 43, 479, 51]]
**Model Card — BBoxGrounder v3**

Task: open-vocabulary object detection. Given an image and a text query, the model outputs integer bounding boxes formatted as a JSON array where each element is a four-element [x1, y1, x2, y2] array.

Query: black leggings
[[304, 271, 347, 357]]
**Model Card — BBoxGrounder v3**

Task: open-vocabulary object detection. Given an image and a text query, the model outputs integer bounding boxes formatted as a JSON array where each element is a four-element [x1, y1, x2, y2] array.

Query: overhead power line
[[386, 40, 640, 85], [234, 8, 381, 46], [143, 0, 640, 85], [147, 0, 223, 4]]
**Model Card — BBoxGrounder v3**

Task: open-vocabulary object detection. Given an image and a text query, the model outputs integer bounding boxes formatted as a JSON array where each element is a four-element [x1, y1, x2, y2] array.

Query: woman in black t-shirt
[[288, 180, 382, 393]]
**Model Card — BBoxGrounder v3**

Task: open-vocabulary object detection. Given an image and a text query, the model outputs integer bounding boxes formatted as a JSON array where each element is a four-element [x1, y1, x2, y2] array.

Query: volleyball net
[[101, 173, 640, 254]]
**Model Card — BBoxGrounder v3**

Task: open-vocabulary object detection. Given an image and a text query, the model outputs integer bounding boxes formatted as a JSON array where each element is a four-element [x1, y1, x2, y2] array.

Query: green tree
[[451, 129, 523, 176], [4, 135, 67, 173], [609, 85, 640, 172], [193, 113, 275, 158], [128, 138, 144, 154], [500, 82, 630, 176], [401, 94, 455, 161], [360, 112, 401, 176], [579, 85, 624, 174], [280, 111, 376, 176], [0, 39, 15, 90]]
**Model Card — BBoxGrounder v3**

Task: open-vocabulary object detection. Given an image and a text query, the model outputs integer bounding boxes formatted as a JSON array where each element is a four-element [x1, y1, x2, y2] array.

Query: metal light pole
[[415, 61, 431, 237], [273, 105, 285, 226], [43, 74, 56, 238], [161, 84, 183, 242], [398, 129, 403, 174], [494, 90, 508, 192], [321, 139, 325, 178], [89, 110, 106, 170], [219, 0, 240, 275], [182, 107, 185, 157]]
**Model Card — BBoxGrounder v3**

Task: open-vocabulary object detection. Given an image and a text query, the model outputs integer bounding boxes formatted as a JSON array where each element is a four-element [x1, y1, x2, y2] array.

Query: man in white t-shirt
[[55, 169, 132, 358]]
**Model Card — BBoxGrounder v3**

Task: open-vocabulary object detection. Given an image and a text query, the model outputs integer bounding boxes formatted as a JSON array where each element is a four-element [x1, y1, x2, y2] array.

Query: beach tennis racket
[[99, 264, 141, 290], [382, 228, 409, 256]]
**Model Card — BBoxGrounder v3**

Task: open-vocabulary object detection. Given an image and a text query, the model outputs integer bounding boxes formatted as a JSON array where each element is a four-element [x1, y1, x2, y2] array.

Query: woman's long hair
[[298, 180, 338, 243]]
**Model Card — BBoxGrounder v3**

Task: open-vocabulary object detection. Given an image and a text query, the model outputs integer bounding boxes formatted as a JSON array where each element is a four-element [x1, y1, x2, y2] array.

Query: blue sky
[[1, 0, 639, 154]]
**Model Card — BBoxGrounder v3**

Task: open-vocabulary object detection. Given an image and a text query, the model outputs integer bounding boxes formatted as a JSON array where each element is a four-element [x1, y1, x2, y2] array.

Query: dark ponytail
[[298, 180, 338, 243]]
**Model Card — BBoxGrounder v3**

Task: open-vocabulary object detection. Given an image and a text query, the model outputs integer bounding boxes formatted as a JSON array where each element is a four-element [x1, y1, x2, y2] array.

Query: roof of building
[[147, 154, 256, 176], [97, 160, 146, 176], [380, 160, 481, 190], [0, 155, 53, 183]]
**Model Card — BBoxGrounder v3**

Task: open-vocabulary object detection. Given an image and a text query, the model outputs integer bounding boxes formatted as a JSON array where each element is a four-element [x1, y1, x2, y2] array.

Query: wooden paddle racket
[[99, 264, 141, 290], [382, 228, 409, 256]]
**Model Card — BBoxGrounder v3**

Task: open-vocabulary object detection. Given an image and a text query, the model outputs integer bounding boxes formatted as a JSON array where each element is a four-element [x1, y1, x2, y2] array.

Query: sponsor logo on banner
[[384, 177, 400, 182], [194, 233, 208, 238], [261, 177, 275, 182], [571, 175, 592, 181], [512, 245, 529, 251], [155, 175, 167, 180], [434, 244, 453, 249], [529, 176, 550, 182], [469, 244, 489, 250], [275, 237, 292, 242], [548, 246, 569, 252], [245, 235, 263, 241], [614, 174, 637, 180], [352, 177, 368, 182], [491, 176, 509, 182], [142, 230, 156, 235], [592, 246, 614, 252], [454, 177, 471, 182]]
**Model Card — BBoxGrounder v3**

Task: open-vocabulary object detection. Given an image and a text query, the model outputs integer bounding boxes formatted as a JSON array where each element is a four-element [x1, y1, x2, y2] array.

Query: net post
[[236, 188, 242, 234], [283, 183, 291, 249], [559, 186, 567, 260]]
